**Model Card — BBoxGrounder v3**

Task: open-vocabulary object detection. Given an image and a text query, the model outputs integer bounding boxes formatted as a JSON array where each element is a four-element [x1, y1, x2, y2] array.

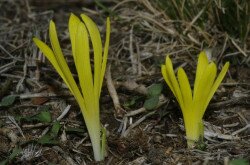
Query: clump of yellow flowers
[[161, 51, 229, 148], [33, 13, 110, 161]]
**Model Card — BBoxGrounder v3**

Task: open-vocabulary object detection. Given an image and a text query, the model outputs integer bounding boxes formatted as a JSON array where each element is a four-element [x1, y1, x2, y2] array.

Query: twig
[[208, 96, 250, 109], [125, 107, 147, 117], [232, 124, 250, 136], [52, 146, 77, 165], [204, 131, 240, 140], [121, 110, 155, 137], [8, 116, 25, 138], [135, 41, 142, 76], [129, 26, 137, 74], [0, 60, 16, 74], [106, 65, 125, 117], [230, 38, 247, 57], [56, 105, 71, 121], [115, 80, 148, 95], [19, 92, 71, 99], [183, 6, 206, 34], [0, 45, 23, 61]]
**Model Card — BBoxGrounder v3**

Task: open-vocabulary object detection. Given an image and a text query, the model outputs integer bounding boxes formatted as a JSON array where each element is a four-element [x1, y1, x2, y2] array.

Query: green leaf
[[0, 147, 21, 165], [33, 110, 52, 123], [9, 147, 21, 160], [147, 84, 163, 96], [0, 160, 8, 165], [15, 106, 51, 123], [123, 96, 141, 108], [38, 105, 50, 111], [38, 134, 58, 145], [0, 95, 17, 107], [38, 122, 61, 145], [143, 96, 159, 110], [229, 159, 249, 165], [51, 121, 61, 137]]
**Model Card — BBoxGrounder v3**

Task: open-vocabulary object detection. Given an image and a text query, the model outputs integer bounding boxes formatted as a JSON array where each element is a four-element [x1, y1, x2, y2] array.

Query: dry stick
[[8, 116, 25, 138], [19, 92, 71, 99], [135, 42, 142, 76], [52, 146, 77, 165], [128, 156, 147, 165], [138, 12, 177, 36], [203, 121, 240, 141], [121, 95, 168, 137], [0, 73, 23, 79], [125, 107, 147, 117], [129, 26, 137, 74], [19, 93, 58, 99], [223, 122, 239, 128], [204, 131, 240, 141], [230, 38, 247, 57], [232, 124, 250, 136], [120, 116, 128, 135], [121, 110, 156, 137], [115, 80, 148, 95], [22, 123, 50, 129], [0, 60, 16, 74], [183, 6, 206, 35], [40, 104, 71, 138], [218, 34, 229, 62], [111, 0, 137, 11], [56, 105, 71, 121], [0, 45, 23, 61], [232, 111, 250, 135], [16, 61, 27, 92], [208, 96, 250, 109], [237, 111, 249, 125], [106, 65, 125, 117], [187, 33, 200, 45]]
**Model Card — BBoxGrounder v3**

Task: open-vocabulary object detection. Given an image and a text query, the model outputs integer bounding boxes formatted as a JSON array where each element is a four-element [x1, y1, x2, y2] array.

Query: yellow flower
[[161, 51, 229, 148], [33, 13, 110, 161]]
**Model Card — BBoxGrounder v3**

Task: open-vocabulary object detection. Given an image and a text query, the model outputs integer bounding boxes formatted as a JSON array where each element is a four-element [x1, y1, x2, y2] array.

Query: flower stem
[[80, 103, 103, 161], [184, 117, 204, 148]]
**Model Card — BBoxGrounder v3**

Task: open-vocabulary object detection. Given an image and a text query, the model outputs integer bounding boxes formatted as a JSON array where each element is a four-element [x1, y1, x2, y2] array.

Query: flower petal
[[164, 56, 184, 109], [161, 65, 175, 95], [99, 17, 110, 97], [33, 38, 69, 90], [81, 14, 102, 98], [69, 13, 81, 62], [193, 62, 217, 119], [177, 67, 192, 114], [193, 51, 209, 98], [75, 22, 94, 110], [49, 21, 84, 107], [204, 62, 230, 110]]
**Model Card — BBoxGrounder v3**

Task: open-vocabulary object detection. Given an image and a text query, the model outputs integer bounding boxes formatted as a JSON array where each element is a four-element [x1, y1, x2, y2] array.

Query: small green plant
[[0, 95, 17, 107], [33, 13, 110, 161], [161, 51, 229, 148], [229, 158, 249, 165], [143, 83, 163, 110], [0, 147, 21, 165], [38, 121, 61, 145]]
